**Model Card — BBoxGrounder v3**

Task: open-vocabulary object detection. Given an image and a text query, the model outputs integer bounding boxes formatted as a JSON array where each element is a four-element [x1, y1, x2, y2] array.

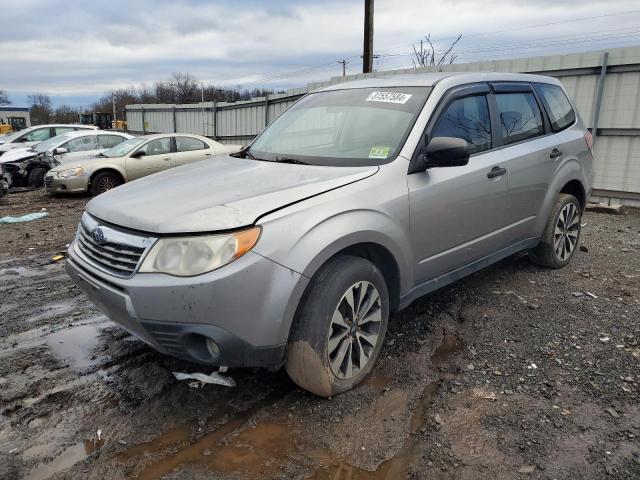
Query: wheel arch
[[89, 167, 125, 187]]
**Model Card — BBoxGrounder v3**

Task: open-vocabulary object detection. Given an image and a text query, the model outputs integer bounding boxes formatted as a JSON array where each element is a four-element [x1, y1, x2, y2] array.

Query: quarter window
[[431, 95, 491, 154], [175, 136, 207, 152], [495, 93, 544, 145], [535, 84, 576, 132]]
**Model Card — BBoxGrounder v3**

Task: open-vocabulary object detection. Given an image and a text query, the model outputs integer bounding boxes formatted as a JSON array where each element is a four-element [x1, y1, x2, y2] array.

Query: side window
[[137, 138, 171, 156], [495, 93, 544, 145], [431, 95, 491, 154], [55, 127, 75, 135], [99, 135, 126, 149], [535, 84, 576, 132], [21, 128, 51, 142], [64, 136, 97, 152], [175, 136, 208, 152]]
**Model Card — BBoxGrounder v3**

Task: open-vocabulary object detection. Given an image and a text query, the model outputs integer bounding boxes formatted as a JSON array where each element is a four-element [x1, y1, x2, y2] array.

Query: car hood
[[87, 156, 378, 233], [48, 155, 101, 171], [0, 148, 36, 163]]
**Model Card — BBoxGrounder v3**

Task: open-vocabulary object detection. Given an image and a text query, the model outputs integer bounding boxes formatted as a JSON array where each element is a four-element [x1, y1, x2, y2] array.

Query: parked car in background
[[66, 73, 594, 397], [0, 130, 133, 189], [0, 124, 98, 156], [46, 133, 242, 195]]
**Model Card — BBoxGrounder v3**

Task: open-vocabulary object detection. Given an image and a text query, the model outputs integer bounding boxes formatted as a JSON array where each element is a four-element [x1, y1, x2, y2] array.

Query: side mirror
[[53, 147, 68, 155], [130, 150, 145, 158], [410, 136, 470, 173]]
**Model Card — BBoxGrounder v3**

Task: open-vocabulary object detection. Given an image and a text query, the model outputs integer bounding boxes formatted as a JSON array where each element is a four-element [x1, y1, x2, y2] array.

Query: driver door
[[408, 85, 509, 283], [126, 137, 175, 180]]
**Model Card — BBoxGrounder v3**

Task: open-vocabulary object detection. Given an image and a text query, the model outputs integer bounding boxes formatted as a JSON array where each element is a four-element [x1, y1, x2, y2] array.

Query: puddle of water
[[27, 300, 79, 324], [25, 438, 104, 480], [46, 323, 106, 370]]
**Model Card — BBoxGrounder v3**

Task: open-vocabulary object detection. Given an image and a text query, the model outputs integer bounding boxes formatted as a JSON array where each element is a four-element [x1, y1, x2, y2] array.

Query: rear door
[[408, 84, 509, 282], [125, 137, 175, 180], [173, 136, 213, 167], [489, 83, 558, 240]]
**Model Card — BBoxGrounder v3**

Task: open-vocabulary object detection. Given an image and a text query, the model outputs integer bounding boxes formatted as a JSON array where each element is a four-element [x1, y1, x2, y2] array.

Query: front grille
[[44, 176, 53, 186], [74, 214, 155, 278]]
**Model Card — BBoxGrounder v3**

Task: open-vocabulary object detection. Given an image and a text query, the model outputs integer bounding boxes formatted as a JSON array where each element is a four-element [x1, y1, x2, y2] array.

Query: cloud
[[1, 0, 639, 106]]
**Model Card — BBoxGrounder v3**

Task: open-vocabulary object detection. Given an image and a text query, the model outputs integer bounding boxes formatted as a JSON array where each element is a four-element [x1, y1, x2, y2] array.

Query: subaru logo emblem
[[92, 228, 106, 244]]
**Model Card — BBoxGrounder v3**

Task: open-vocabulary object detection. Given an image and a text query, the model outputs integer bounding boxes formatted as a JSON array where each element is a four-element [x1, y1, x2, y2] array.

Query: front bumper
[[45, 174, 89, 193], [66, 241, 309, 368]]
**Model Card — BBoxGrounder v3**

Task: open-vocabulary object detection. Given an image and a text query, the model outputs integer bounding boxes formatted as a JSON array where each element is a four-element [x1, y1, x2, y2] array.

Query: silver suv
[[66, 73, 594, 396]]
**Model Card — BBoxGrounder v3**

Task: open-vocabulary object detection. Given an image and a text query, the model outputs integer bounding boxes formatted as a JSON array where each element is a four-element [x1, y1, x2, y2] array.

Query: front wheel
[[90, 171, 123, 196], [28, 167, 47, 188], [529, 193, 582, 268], [285, 256, 389, 397]]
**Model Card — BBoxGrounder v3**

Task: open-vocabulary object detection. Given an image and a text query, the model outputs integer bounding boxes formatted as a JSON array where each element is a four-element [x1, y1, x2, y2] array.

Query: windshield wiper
[[274, 157, 309, 165]]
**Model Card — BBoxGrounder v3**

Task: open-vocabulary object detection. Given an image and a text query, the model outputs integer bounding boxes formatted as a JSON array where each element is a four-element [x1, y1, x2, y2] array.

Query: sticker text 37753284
[[365, 91, 413, 104]]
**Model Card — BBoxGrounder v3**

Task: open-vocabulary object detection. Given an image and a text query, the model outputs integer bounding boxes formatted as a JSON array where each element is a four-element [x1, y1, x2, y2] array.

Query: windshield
[[102, 137, 143, 157], [247, 87, 430, 166], [34, 134, 74, 153]]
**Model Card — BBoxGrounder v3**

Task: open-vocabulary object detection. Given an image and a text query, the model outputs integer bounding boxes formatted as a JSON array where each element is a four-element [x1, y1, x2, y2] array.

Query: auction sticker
[[369, 145, 391, 159], [365, 91, 412, 104]]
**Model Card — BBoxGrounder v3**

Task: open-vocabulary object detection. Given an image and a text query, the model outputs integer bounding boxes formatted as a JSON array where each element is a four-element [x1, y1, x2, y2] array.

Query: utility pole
[[363, 0, 374, 73], [112, 95, 117, 129], [338, 59, 348, 76]]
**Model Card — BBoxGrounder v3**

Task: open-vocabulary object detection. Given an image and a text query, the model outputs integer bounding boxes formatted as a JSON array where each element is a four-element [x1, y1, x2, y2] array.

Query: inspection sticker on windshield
[[369, 145, 391, 159], [365, 91, 412, 104]]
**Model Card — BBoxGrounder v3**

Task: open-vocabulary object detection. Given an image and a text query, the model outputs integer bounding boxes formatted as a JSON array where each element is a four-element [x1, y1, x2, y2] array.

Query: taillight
[[584, 130, 593, 153]]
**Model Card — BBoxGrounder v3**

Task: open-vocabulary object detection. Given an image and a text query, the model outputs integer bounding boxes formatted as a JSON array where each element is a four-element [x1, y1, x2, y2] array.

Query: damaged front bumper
[[0, 154, 58, 189], [65, 239, 309, 368]]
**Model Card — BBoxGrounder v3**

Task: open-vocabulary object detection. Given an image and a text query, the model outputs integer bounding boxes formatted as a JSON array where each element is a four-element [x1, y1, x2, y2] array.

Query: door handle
[[205, 153, 212, 156], [550, 148, 563, 159], [162, 157, 171, 161], [487, 166, 507, 179]]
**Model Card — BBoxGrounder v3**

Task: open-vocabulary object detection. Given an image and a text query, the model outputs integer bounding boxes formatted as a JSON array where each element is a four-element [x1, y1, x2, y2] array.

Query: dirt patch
[[0, 192, 638, 480], [0, 189, 88, 260]]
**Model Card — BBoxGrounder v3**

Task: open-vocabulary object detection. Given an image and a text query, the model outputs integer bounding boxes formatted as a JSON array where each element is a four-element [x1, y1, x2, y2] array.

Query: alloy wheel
[[98, 177, 116, 193], [327, 281, 382, 379], [554, 203, 580, 261]]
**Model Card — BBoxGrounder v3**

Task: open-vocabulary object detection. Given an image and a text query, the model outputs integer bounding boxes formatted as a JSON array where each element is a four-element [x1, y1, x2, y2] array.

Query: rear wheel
[[90, 171, 122, 196], [285, 255, 389, 397], [529, 193, 582, 268], [28, 167, 47, 188]]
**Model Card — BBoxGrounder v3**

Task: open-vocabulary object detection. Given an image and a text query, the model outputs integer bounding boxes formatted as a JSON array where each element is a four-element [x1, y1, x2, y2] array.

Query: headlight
[[58, 167, 83, 178], [139, 226, 261, 276]]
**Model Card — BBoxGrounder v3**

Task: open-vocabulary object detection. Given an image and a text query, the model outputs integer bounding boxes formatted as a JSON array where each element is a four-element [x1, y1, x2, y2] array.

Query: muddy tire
[[285, 255, 389, 397], [28, 167, 47, 188], [529, 193, 582, 269], [90, 171, 123, 196]]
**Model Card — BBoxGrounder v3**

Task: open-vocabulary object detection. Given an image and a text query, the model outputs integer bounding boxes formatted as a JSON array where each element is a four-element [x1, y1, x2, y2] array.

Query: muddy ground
[[0, 190, 639, 480]]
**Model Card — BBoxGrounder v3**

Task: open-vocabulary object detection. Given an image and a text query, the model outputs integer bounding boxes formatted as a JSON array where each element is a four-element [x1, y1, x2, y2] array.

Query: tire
[[285, 255, 389, 397], [28, 167, 47, 188], [90, 171, 123, 196], [529, 193, 582, 269]]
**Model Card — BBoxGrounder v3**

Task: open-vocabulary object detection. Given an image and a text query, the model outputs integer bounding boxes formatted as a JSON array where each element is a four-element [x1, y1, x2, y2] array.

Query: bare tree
[[0, 89, 10, 105], [52, 104, 81, 124], [412, 34, 462, 68], [28, 93, 52, 125]]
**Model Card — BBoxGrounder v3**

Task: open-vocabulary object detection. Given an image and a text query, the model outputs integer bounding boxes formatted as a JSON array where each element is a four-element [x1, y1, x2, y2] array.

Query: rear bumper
[[65, 242, 308, 368]]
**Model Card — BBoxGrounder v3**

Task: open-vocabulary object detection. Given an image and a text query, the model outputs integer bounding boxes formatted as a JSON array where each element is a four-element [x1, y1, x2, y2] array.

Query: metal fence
[[126, 46, 640, 206]]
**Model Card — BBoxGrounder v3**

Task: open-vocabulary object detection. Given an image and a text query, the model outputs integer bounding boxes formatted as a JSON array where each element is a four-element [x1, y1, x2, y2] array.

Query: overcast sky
[[2, 0, 640, 108]]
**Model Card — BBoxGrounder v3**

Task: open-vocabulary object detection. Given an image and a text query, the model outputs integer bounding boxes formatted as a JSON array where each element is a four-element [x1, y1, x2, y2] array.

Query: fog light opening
[[206, 337, 221, 359]]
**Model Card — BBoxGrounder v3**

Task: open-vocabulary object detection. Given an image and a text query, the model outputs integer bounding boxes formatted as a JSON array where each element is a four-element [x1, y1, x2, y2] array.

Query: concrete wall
[[126, 46, 640, 204]]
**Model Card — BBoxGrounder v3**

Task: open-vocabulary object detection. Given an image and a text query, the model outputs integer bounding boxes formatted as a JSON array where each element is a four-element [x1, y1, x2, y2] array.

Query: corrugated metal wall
[[126, 46, 640, 204]]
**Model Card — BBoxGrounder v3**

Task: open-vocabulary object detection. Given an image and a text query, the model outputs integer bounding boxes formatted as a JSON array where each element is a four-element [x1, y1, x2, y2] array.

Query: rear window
[[535, 83, 576, 132]]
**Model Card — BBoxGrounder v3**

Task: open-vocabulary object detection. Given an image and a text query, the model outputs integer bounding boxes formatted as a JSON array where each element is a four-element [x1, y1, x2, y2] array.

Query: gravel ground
[[0, 190, 638, 480]]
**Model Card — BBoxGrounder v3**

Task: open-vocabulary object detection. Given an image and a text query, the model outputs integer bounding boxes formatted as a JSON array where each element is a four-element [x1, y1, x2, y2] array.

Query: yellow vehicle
[[0, 120, 12, 135]]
